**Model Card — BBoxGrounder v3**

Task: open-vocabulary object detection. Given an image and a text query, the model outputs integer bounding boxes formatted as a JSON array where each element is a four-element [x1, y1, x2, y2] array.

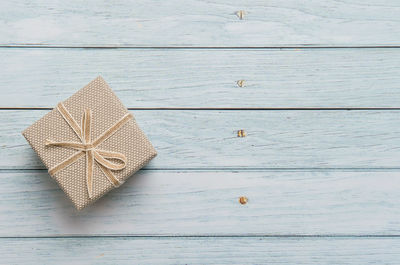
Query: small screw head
[[239, 196, 248, 205], [237, 80, 245, 87], [236, 10, 246, 20], [237, 129, 246, 137]]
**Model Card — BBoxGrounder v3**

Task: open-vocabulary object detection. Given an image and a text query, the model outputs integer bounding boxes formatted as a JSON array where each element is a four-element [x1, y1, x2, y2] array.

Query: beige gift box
[[22, 76, 157, 210]]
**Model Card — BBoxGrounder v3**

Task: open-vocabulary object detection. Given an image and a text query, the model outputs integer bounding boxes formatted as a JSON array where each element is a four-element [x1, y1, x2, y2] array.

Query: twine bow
[[45, 103, 132, 199]]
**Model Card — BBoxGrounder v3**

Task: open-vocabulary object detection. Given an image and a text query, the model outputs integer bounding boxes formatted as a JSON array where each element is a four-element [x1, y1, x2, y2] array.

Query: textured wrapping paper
[[22, 76, 157, 210]]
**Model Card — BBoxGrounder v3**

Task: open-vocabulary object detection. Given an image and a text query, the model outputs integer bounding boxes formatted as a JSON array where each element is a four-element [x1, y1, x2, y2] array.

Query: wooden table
[[1, 1, 400, 264]]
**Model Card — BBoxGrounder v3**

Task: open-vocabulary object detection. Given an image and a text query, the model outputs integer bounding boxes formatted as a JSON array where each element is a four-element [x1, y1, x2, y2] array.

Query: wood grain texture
[[2, 0, 400, 263], [1, 48, 400, 108], [1, 1, 400, 46], [2, 109, 400, 170], [1, 237, 400, 265], [0, 170, 399, 237]]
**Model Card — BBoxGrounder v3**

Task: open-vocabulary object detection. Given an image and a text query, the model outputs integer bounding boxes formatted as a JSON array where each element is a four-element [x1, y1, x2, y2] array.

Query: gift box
[[22, 76, 157, 210]]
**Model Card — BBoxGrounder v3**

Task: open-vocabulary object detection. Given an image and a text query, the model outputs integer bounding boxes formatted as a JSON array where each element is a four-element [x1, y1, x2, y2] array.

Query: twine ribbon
[[45, 103, 132, 199]]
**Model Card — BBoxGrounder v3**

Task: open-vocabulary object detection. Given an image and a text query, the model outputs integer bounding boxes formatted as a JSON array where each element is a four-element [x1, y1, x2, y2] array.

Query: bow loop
[[94, 150, 127, 170], [45, 103, 132, 199], [82, 108, 92, 144]]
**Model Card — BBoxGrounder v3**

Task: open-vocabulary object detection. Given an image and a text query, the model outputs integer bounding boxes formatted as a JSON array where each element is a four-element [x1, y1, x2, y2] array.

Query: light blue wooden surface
[[2, 48, 400, 108], [3, 110, 400, 169], [2, 237, 400, 265], [1, 0, 400, 264], [1, 0, 400, 47], [1, 170, 400, 236]]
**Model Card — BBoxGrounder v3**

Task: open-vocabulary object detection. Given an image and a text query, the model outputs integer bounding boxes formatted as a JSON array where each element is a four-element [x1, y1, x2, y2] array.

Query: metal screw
[[239, 196, 248, 205], [237, 80, 245, 87], [237, 129, 247, 137], [236, 10, 246, 20]]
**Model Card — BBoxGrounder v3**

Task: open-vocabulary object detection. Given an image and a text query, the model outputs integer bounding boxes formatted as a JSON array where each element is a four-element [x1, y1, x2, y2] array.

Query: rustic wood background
[[1, 0, 400, 264]]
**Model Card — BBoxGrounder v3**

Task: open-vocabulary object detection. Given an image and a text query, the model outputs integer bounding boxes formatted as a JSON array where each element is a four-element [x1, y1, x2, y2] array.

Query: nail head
[[239, 196, 248, 205]]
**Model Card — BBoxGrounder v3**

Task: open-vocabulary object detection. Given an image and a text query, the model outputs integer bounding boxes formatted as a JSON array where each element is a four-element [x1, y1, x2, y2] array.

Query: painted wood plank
[[1, 1, 400, 46], [0, 170, 399, 236], [1, 237, 400, 264], [2, 48, 400, 108], [2, 110, 400, 169]]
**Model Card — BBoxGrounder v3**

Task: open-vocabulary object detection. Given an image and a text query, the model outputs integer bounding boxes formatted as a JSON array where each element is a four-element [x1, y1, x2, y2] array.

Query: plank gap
[[2, 45, 400, 49], [1, 235, 400, 239], [2, 168, 400, 172], [2, 108, 400, 111]]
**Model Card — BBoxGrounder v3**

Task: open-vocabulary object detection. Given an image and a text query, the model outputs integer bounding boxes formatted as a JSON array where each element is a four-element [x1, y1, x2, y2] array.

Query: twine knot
[[45, 103, 132, 199]]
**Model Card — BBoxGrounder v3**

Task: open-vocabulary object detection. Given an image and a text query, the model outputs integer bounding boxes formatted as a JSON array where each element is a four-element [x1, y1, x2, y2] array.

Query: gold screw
[[237, 80, 245, 87], [239, 196, 248, 205], [237, 129, 246, 137], [236, 10, 246, 20]]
